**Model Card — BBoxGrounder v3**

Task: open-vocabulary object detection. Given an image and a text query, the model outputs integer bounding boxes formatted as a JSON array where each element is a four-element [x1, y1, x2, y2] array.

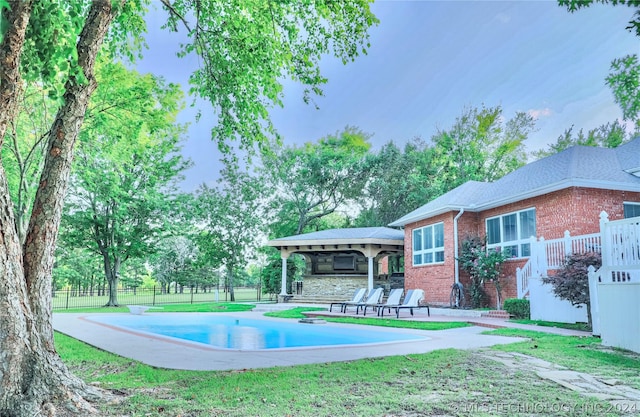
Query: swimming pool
[[87, 314, 429, 351]]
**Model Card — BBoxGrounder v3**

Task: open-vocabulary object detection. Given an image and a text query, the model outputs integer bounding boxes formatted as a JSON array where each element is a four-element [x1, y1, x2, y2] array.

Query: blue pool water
[[88, 314, 428, 350]]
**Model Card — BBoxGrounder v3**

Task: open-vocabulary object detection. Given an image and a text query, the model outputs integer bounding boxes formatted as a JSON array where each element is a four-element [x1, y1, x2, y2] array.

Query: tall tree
[[194, 165, 267, 301], [430, 105, 533, 192], [356, 138, 438, 227], [0, 2, 142, 415], [61, 62, 189, 307], [1, 84, 55, 243], [532, 120, 634, 159], [151, 235, 199, 293], [0, 0, 375, 413], [263, 126, 372, 236], [607, 54, 640, 122]]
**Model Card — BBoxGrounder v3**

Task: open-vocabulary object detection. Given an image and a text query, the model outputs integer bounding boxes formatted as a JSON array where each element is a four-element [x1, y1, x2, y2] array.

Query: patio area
[[52, 306, 537, 371]]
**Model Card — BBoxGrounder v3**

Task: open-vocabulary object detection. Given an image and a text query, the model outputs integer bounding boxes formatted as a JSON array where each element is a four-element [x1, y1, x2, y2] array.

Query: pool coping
[[53, 311, 525, 371]]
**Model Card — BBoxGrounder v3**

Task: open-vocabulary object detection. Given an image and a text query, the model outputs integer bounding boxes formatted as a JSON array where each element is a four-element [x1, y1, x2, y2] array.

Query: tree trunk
[[227, 265, 235, 302], [102, 254, 121, 306], [0, 1, 121, 415]]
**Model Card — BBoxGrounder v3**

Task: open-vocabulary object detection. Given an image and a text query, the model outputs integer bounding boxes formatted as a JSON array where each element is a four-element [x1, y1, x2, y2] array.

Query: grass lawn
[[510, 319, 591, 332], [55, 302, 257, 314], [55, 303, 640, 416], [265, 307, 471, 331]]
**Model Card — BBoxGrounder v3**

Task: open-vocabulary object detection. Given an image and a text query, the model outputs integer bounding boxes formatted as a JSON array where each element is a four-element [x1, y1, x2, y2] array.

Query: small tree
[[542, 252, 601, 330], [459, 236, 510, 309]]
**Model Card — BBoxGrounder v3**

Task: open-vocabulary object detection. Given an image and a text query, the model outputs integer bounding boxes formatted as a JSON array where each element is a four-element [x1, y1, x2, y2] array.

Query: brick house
[[389, 138, 640, 307]]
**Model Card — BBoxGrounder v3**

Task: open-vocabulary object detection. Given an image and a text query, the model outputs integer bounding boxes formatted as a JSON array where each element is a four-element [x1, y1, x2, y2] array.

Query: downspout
[[453, 208, 465, 284]]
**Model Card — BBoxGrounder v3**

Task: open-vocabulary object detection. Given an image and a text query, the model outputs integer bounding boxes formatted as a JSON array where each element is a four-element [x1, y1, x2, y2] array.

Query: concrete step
[[481, 310, 511, 319]]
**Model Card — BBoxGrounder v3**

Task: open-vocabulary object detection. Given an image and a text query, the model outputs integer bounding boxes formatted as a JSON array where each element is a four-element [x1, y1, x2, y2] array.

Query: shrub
[[542, 252, 601, 330], [503, 298, 530, 319], [459, 236, 509, 309]]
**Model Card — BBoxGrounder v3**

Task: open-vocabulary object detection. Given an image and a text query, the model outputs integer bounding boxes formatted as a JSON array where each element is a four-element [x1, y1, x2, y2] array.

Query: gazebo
[[266, 227, 404, 302]]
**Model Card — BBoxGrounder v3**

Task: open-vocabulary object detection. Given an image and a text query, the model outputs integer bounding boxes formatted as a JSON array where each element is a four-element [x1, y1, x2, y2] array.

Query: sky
[[136, 1, 640, 191]]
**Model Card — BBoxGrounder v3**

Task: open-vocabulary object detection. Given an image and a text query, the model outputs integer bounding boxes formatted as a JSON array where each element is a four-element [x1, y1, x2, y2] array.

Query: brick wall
[[404, 211, 458, 306], [402, 187, 640, 307]]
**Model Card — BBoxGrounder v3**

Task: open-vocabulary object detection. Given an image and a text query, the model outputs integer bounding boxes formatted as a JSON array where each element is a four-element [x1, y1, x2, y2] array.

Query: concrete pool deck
[[53, 309, 536, 371]]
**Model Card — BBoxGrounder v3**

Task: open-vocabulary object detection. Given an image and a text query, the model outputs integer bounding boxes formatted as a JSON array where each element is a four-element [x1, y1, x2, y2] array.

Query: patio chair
[[353, 287, 385, 315], [364, 288, 404, 316], [379, 289, 414, 317], [329, 288, 367, 313], [393, 289, 429, 318]]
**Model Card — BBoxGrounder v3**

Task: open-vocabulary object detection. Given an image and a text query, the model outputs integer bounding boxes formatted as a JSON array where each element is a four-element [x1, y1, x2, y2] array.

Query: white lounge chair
[[348, 287, 384, 314], [393, 289, 428, 318], [365, 288, 404, 316], [329, 288, 367, 313]]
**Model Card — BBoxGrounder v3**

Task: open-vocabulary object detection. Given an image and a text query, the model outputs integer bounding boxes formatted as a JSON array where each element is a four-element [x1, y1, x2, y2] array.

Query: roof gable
[[390, 137, 640, 227]]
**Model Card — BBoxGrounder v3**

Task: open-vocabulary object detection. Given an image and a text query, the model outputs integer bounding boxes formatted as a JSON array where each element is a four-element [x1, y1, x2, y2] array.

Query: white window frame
[[485, 208, 536, 258], [412, 222, 444, 266], [623, 202, 640, 219]]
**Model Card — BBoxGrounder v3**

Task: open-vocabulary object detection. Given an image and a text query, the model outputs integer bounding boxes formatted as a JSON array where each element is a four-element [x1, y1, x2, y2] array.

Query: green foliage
[[259, 247, 302, 296], [430, 105, 532, 191], [559, 1, 640, 126], [1, 84, 57, 242], [542, 252, 601, 329], [532, 120, 633, 159], [161, 0, 377, 150], [19, 1, 148, 97], [263, 126, 372, 236], [559, 0, 640, 37], [607, 54, 640, 121], [193, 164, 267, 301], [55, 326, 636, 416], [60, 61, 190, 304], [459, 236, 510, 309], [503, 298, 530, 319], [356, 139, 437, 227]]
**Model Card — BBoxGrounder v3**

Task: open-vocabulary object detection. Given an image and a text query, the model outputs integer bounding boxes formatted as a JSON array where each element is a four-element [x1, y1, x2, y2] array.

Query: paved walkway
[[478, 350, 640, 412], [53, 309, 525, 371], [53, 303, 593, 372], [54, 304, 640, 410]]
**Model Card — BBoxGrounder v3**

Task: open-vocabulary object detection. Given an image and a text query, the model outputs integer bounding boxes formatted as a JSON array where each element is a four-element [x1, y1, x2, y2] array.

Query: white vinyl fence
[[529, 276, 588, 324], [589, 212, 640, 353]]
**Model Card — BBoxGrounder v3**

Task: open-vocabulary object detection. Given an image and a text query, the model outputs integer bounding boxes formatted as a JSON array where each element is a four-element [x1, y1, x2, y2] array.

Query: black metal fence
[[52, 286, 273, 310]]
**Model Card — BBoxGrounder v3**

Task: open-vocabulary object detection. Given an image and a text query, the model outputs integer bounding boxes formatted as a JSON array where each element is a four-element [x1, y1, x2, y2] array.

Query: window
[[624, 202, 640, 219], [412, 222, 444, 266], [486, 208, 536, 258]]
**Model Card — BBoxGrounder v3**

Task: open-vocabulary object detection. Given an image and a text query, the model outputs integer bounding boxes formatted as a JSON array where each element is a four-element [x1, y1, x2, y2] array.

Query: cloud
[[527, 108, 553, 120]]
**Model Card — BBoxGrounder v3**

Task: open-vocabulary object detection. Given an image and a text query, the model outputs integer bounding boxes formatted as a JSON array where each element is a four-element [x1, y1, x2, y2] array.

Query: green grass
[[486, 328, 640, 390], [53, 287, 266, 310], [263, 307, 326, 318], [53, 304, 639, 415], [266, 307, 472, 331], [56, 302, 256, 314], [56, 328, 635, 416], [510, 319, 591, 332]]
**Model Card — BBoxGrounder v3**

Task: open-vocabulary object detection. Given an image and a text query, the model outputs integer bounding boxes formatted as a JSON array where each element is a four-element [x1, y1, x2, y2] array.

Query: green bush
[[503, 298, 530, 319]]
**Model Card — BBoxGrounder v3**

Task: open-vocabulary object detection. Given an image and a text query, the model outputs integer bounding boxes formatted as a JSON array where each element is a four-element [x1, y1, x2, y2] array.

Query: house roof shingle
[[389, 138, 640, 227]]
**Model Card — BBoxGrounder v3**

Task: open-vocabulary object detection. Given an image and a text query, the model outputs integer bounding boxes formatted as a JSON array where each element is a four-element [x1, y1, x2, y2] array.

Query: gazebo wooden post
[[367, 255, 374, 291], [280, 255, 288, 296], [278, 250, 293, 303]]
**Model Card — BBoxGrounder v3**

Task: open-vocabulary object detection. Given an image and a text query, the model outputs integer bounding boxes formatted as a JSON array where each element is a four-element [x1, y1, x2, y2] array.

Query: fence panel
[[52, 286, 271, 310]]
